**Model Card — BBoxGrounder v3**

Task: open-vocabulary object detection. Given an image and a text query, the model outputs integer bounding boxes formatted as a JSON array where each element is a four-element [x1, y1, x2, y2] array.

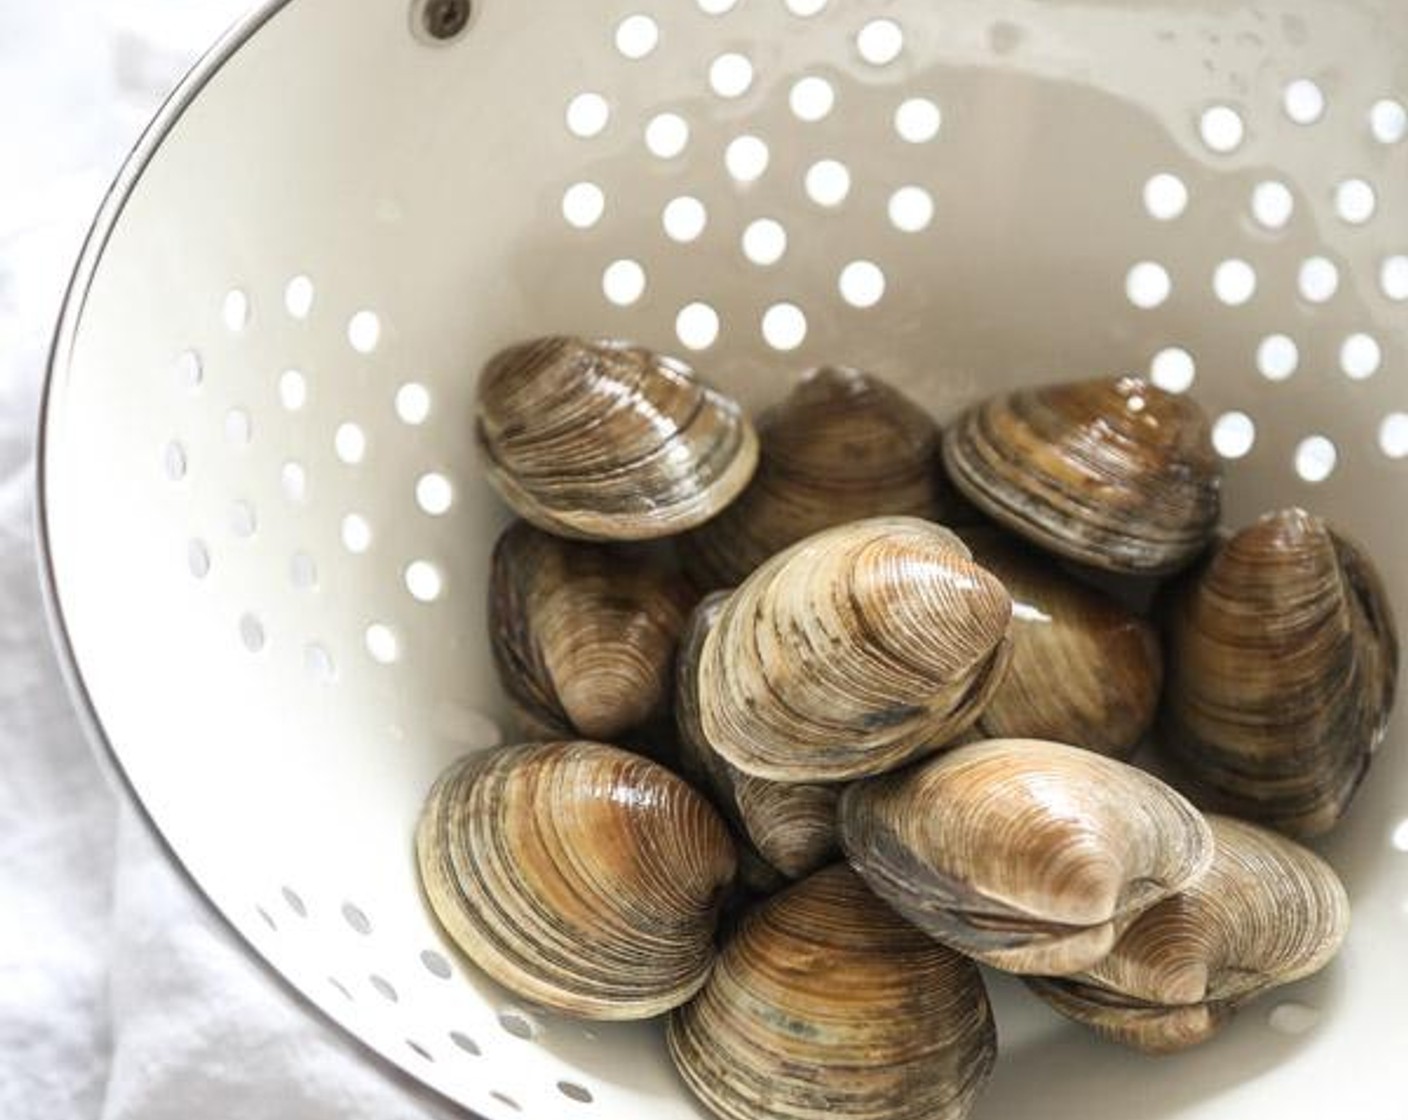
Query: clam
[[681, 366, 961, 588], [1160, 508, 1398, 838], [416, 741, 737, 1019], [475, 336, 759, 540], [668, 864, 996, 1120], [489, 521, 697, 741], [961, 527, 1162, 757], [1027, 815, 1350, 1053], [698, 517, 1013, 783], [839, 739, 1215, 975], [676, 593, 840, 879], [942, 376, 1221, 574]]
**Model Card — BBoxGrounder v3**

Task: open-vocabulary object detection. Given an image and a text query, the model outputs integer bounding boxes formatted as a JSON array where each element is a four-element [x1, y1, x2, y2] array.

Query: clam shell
[[681, 367, 961, 588], [962, 527, 1162, 757], [1160, 508, 1399, 838], [698, 517, 1013, 783], [668, 864, 996, 1120], [476, 336, 759, 540], [942, 376, 1221, 574], [489, 521, 697, 741], [1027, 815, 1349, 1053], [839, 738, 1215, 975], [416, 742, 737, 1020]]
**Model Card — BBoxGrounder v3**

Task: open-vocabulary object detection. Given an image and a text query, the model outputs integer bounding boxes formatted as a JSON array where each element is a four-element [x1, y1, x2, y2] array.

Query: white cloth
[[0, 5, 459, 1117]]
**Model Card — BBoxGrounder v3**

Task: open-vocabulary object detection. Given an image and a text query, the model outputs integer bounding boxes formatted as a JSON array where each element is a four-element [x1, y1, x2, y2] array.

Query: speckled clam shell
[[475, 336, 759, 541], [416, 742, 737, 1020], [1160, 508, 1398, 838], [697, 517, 1013, 783], [942, 376, 1221, 574], [488, 521, 697, 741], [839, 739, 1215, 975], [668, 864, 996, 1120], [1027, 815, 1349, 1053]]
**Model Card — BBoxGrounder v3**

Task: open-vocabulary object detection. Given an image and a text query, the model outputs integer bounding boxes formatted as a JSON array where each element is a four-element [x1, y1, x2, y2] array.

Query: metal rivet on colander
[[416, 0, 472, 42]]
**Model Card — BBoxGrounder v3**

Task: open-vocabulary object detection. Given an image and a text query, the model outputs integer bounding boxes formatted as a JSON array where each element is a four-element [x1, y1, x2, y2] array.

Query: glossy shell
[[1161, 508, 1399, 838], [416, 742, 737, 1019], [668, 864, 996, 1120], [839, 739, 1215, 975], [942, 376, 1221, 574], [1028, 815, 1350, 1053], [475, 336, 758, 540], [698, 517, 1013, 783]]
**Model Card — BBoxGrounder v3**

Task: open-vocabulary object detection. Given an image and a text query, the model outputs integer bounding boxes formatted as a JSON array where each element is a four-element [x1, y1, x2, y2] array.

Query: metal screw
[[421, 0, 471, 40]]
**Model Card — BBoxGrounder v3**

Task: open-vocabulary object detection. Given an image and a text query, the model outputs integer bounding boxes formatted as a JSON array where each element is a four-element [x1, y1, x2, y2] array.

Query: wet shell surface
[[475, 336, 759, 540], [415, 741, 737, 1020], [668, 864, 996, 1120], [681, 366, 960, 588], [839, 739, 1215, 975], [942, 376, 1221, 574], [961, 527, 1162, 758], [698, 517, 1013, 783], [1160, 508, 1398, 838], [488, 521, 697, 741], [1027, 815, 1350, 1053]]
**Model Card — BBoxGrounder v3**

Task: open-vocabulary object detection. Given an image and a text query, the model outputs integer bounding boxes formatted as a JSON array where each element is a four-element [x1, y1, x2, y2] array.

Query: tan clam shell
[[489, 521, 697, 741], [961, 527, 1163, 758], [676, 593, 840, 879], [838, 738, 1215, 975], [475, 336, 759, 540], [1027, 815, 1349, 1053], [416, 742, 737, 1020], [668, 864, 996, 1120], [1160, 508, 1399, 838], [942, 376, 1221, 574], [681, 367, 962, 588], [698, 517, 1013, 783]]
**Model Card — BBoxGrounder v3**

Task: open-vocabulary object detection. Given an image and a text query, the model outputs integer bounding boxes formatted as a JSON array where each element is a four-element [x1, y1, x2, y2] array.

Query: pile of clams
[[411, 336, 1397, 1120]]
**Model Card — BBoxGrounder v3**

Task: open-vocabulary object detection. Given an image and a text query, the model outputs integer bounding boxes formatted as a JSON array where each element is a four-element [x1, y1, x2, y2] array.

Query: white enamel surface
[[40, 0, 1408, 1117]]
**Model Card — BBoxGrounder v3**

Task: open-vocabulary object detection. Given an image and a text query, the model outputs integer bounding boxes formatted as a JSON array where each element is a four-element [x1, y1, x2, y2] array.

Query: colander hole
[[342, 902, 372, 934], [1380, 255, 1408, 301], [839, 260, 886, 308], [498, 1011, 537, 1039], [365, 624, 401, 664], [285, 275, 315, 319], [888, 186, 934, 232], [614, 14, 659, 59], [895, 97, 941, 143], [281, 886, 307, 917], [1298, 256, 1340, 303], [370, 975, 399, 1002], [225, 409, 252, 446], [421, 949, 453, 979], [709, 52, 754, 99], [329, 978, 353, 1001], [239, 614, 266, 653], [342, 514, 373, 553], [396, 382, 433, 424], [222, 289, 251, 332], [785, 0, 827, 15], [173, 349, 203, 389], [1213, 259, 1257, 306], [1126, 262, 1172, 309], [1335, 178, 1377, 225], [1199, 105, 1244, 153], [406, 560, 444, 602], [725, 135, 770, 181], [1143, 173, 1188, 221], [1282, 78, 1326, 125], [279, 369, 308, 411], [229, 500, 257, 539], [676, 303, 721, 350], [645, 113, 690, 159], [1251, 180, 1294, 230], [1295, 436, 1338, 483], [491, 1093, 522, 1113], [290, 552, 318, 590], [558, 1082, 594, 1104], [1370, 98, 1407, 144], [335, 422, 368, 464], [562, 182, 606, 230], [348, 311, 381, 354], [762, 303, 808, 351], [697, 0, 738, 13], [856, 19, 905, 66], [1340, 333, 1382, 380], [305, 644, 337, 683], [417, 473, 455, 515], [742, 219, 787, 265], [1391, 819, 1408, 851], [257, 907, 277, 932], [663, 196, 708, 242], [1212, 412, 1256, 459], [164, 441, 187, 482], [408, 1041, 434, 1063], [602, 260, 647, 306], [566, 93, 611, 139], [790, 76, 836, 122], [1381, 413, 1408, 459], [281, 460, 308, 503], [1149, 347, 1195, 393], [1268, 1002, 1321, 1035], [1256, 335, 1299, 381], [450, 1031, 482, 1056], [805, 159, 851, 206], [187, 539, 211, 579]]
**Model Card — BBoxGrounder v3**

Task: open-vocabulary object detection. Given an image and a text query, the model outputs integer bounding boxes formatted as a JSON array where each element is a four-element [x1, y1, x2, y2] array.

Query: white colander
[[38, 0, 1408, 1116]]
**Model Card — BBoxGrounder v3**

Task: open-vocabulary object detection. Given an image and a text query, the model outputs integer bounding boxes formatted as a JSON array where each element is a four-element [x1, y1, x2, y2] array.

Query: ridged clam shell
[[416, 742, 737, 1020], [839, 739, 1215, 975], [489, 521, 697, 741], [698, 517, 1013, 783], [1027, 815, 1349, 1053], [668, 864, 996, 1120], [942, 376, 1221, 574], [1160, 508, 1398, 838], [476, 336, 759, 540]]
